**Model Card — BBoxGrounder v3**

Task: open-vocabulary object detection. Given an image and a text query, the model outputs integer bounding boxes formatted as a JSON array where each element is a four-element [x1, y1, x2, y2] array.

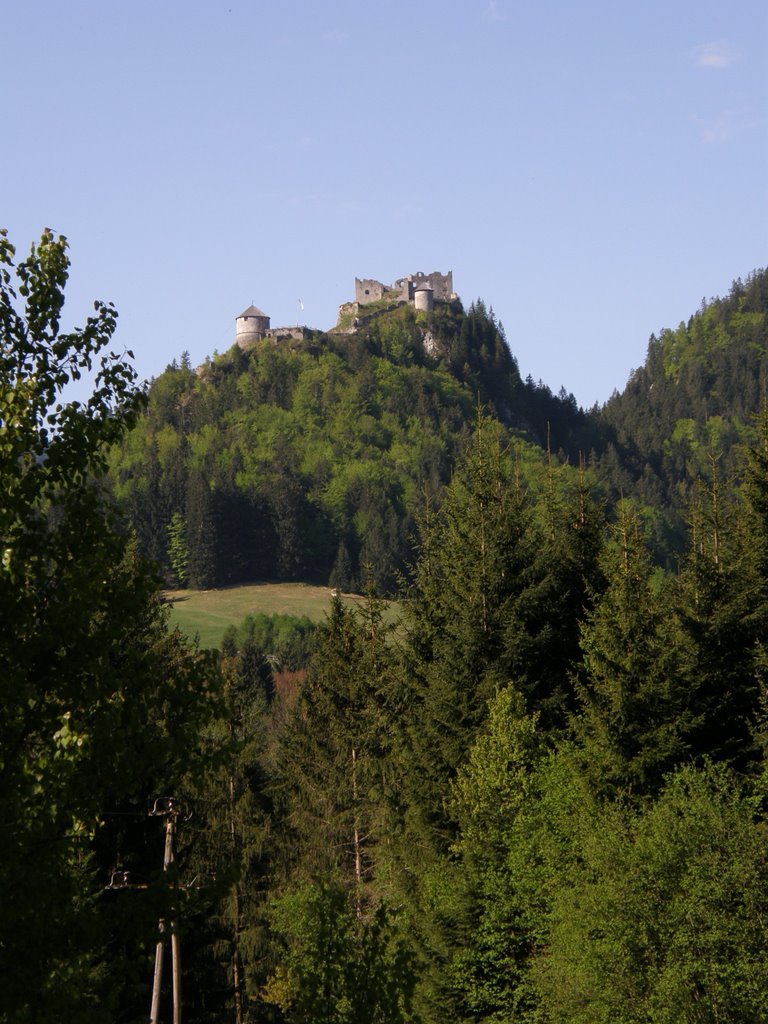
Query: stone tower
[[235, 305, 270, 348], [414, 283, 434, 312]]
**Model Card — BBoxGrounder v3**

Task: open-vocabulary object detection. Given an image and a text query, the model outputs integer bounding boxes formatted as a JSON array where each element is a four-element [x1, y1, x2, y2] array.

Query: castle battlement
[[355, 270, 454, 307]]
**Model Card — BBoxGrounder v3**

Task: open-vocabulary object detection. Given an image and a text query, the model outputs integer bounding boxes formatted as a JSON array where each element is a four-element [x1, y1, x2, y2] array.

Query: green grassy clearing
[[164, 581, 400, 649]]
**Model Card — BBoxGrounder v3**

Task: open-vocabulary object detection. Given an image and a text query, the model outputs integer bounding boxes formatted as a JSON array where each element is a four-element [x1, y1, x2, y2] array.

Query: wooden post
[[171, 925, 182, 1024], [150, 921, 166, 1024], [229, 764, 244, 1024], [149, 805, 180, 1023]]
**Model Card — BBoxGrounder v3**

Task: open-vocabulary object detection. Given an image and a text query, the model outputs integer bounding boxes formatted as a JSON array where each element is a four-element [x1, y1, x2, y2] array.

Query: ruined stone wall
[[393, 271, 454, 302], [266, 326, 310, 342], [355, 278, 386, 305], [356, 271, 454, 307]]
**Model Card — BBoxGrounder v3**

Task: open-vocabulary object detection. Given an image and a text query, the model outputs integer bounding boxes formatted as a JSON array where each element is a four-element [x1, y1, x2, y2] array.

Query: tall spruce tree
[[739, 406, 768, 764], [447, 686, 545, 1022], [506, 453, 604, 729], [675, 455, 763, 770], [397, 417, 601, 870], [186, 467, 217, 589], [263, 588, 404, 1017], [575, 501, 691, 799], [269, 589, 396, 906], [178, 633, 275, 1024], [397, 417, 535, 858], [394, 416, 572, 1023]]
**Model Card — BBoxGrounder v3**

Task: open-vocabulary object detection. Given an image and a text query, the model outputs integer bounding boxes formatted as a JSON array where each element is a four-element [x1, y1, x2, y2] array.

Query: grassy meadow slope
[[165, 581, 399, 648]]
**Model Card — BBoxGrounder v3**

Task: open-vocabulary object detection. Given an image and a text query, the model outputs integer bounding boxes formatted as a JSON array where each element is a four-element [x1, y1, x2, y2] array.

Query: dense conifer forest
[[4, 230, 768, 1022]]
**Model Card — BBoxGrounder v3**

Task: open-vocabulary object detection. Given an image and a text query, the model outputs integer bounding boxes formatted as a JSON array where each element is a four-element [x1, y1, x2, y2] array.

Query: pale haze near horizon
[[3, 0, 766, 408]]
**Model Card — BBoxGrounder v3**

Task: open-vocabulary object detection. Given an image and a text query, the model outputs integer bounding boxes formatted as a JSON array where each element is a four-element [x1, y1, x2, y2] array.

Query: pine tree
[[186, 468, 217, 589], [263, 587, 407, 1017], [269, 590, 396, 907], [575, 501, 691, 799], [166, 510, 189, 586], [447, 686, 545, 1021], [394, 416, 557, 1023], [329, 539, 355, 593], [179, 630, 275, 1024], [506, 453, 604, 729], [397, 417, 535, 854], [738, 405, 768, 765], [676, 455, 763, 770]]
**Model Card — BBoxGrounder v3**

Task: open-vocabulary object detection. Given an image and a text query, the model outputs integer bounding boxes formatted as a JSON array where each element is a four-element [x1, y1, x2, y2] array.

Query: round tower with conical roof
[[235, 304, 270, 348]]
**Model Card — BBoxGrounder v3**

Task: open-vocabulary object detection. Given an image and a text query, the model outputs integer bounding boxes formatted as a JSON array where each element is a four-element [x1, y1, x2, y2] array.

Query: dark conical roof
[[237, 304, 268, 319]]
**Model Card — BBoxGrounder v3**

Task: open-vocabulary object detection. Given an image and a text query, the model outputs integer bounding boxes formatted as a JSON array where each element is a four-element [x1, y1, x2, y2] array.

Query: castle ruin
[[235, 269, 456, 349], [355, 270, 454, 307], [235, 305, 310, 349], [235, 305, 270, 347]]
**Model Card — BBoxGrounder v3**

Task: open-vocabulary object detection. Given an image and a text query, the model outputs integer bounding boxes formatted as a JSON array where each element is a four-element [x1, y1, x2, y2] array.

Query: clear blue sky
[[4, 0, 766, 408]]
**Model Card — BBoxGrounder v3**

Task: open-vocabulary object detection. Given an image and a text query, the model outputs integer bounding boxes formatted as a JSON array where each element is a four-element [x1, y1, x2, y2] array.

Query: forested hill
[[110, 269, 768, 586], [592, 267, 768, 553], [109, 299, 592, 591]]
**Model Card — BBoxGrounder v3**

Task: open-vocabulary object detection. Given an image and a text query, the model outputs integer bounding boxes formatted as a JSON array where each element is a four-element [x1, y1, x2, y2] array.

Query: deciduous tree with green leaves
[[0, 229, 221, 1021], [538, 764, 768, 1023], [262, 878, 415, 1024]]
